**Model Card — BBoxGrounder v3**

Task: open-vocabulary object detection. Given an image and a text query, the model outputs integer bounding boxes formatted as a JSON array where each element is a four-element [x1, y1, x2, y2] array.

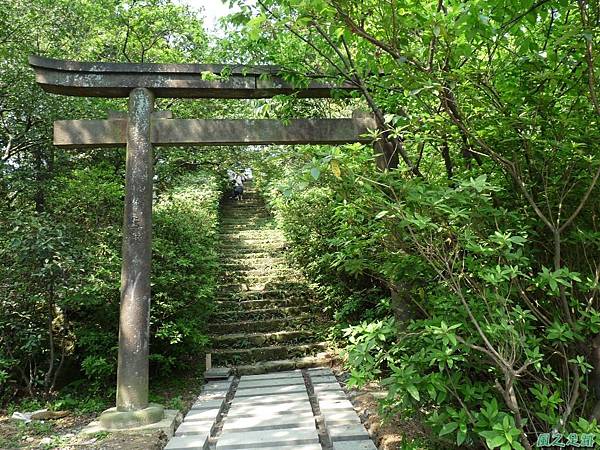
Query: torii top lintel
[[29, 55, 357, 99]]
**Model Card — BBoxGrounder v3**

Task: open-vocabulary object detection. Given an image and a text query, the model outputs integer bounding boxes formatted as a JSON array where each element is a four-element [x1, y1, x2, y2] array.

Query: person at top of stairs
[[231, 172, 244, 201]]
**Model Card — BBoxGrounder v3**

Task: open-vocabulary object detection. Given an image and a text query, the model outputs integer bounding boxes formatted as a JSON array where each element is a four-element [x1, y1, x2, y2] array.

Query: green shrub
[[0, 167, 221, 402], [265, 152, 600, 448]]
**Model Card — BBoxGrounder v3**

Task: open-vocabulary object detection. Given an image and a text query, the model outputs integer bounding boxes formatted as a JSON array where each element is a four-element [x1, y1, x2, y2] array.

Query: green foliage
[[151, 172, 220, 371], [0, 168, 221, 401], [0, 0, 231, 406], [239, 0, 600, 447]]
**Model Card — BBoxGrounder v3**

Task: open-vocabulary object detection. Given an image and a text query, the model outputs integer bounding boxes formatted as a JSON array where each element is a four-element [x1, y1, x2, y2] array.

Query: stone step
[[221, 263, 300, 276], [207, 316, 310, 334], [220, 222, 276, 230], [221, 198, 262, 205], [235, 354, 331, 375], [220, 199, 265, 205], [220, 213, 269, 219], [220, 227, 277, 234], [210, 330, 315, 349], [220, 215, 272, 222], [221, 206, 267, 213], [218, 269, 300, 281], [218, 236, 286, 244], [220, 258, 286, 270], [219, 242, 287, 252], [219, 249, 285, 259], [212, 342, 328, 365], [218, 281, 310, 293], [219, 237, 286, 246], [219, 225, 280, 232], [219, 232, 282, 239], [219, 228, 280, 234], [221, 214, 275, 221], [213, 305, 312, 322], [221, 208, 269, 214], [216, 289, 311, 301], [215, 297, 307, 311]]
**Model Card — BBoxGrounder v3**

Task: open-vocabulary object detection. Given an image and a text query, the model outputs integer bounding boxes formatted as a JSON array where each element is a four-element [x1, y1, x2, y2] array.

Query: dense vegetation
[[1, 0, 599, 449], [0, 0, 233, 407], [238, 0, 600, 448]]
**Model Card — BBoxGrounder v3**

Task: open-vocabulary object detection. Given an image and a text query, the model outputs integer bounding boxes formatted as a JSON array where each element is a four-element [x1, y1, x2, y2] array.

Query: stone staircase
[[209, 184, 330, 375]]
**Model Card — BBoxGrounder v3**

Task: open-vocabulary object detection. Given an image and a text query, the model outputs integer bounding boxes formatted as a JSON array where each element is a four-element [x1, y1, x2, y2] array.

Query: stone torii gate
[[29, 55, 376, 428]]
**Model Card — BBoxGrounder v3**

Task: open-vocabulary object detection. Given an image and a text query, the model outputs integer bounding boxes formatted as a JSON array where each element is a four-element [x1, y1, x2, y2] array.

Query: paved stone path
[[165, 368, 377, 450]]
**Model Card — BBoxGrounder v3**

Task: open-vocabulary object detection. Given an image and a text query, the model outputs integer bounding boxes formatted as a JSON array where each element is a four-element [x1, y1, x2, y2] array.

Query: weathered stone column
[[116, 87, 155, 412]]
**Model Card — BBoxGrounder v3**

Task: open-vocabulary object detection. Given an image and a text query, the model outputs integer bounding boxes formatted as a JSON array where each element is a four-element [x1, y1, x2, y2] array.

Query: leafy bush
[[151, 172, 220, 372], [0, 168, 220, 402], [265, 151, 600, 449]]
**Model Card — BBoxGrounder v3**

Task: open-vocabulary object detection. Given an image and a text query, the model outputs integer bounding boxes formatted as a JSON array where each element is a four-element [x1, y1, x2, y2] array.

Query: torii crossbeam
[[29, 56, 374, 429]]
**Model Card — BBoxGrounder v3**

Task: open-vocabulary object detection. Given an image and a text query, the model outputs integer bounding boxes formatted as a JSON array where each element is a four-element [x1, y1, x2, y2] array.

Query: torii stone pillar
[[99, 88, 164, 429], [117, 88, 154, 412]]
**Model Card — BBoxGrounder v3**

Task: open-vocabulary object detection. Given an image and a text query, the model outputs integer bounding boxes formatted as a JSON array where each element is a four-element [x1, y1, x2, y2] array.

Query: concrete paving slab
[[253, 446, 321, 450], [184, 408, 221, 422], [328, 423, 370, 442], [307, 368, 333, 376], [333, 440, 378, 450], [222, 411, 315, 431], [165, 435, 209, 450], [315, 391, 349, 401], [205, 367, 232, 380], [242, 370, 303, 381], [237, 377, 305, 388], [234, 384, 307, 397], [313, 383, 343, 393], [203, 380, 233, 391], [310, 375, 338, 384], [216, 427, 319, 449], [195, 390, 229, 400], [323, 409, 362, 424], [232, 391, 308, 405], [226, 401, 313, 417], [318, 399, 356, 411], [191, 399, 225, 410], [175, 420, 214, 437]]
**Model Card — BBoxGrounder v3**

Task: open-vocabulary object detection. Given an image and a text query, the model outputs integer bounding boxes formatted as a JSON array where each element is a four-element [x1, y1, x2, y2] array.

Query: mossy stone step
[[235, 354, 331, 375], [218, 281, 309, 293], [220, 213, 272, 219], [220, 230, 279, 236], [220, 234, 283, 240], [219, 237, 286, 244], [213, 305, 311, 322], [220, 226, 276, 232], [215, 299, 309, 312], [219, 254, 285, 263], [220, 259, 286, 270], [218, 245, 287, 254], [221, 213, 272, 219], [216, 289, 311, 301], [220, 221, 276, 227], [207, 316, 311, 334], [212, 342, 328, 365], [219, 239, 286, 246], [220, 228, 280, 233], [210, 330, 314, 348], [218, 269, 300, 282], [221, 206, 268, 211]]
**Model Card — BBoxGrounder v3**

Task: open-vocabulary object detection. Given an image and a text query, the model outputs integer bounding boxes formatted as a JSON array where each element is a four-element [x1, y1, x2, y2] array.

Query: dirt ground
[[0, 370, 202, 450]]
